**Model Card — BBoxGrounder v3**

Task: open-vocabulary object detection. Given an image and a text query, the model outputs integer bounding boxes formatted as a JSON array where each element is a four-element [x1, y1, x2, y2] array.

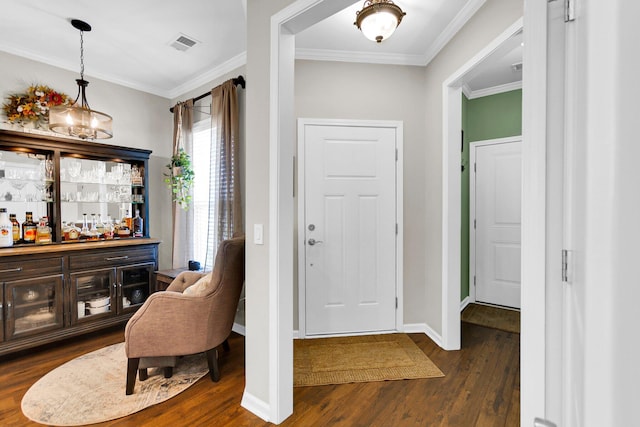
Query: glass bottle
[[67, 220, 80, 241], [88, 213, 99, 240], [0, 208, 13, 247], [22, 211, 36, 244], [35, 216, 52, 244], [10, 213, 20, 244], [133, 209, 143, 237], [103, 215, 114, 240], [96, 214, 105, 238], [80, 213, 90, 239]]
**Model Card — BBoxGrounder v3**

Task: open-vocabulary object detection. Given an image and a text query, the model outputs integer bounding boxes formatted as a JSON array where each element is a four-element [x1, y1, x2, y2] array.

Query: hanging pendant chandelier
[[354, 0, 406, 43], [49, 19, 113, 139]]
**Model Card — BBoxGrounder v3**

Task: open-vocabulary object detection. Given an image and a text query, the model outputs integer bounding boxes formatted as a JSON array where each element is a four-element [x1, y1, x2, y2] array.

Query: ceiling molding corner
[[466, 80, 522, 99], [295, 48, 425, 66], [167, 51, 247, 99], [421, 0, 487, 67], [461, 83, 472, 99]]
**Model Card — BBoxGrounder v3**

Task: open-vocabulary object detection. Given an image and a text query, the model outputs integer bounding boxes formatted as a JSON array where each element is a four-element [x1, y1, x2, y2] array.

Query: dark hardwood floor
[[0, 323, 519, 426]]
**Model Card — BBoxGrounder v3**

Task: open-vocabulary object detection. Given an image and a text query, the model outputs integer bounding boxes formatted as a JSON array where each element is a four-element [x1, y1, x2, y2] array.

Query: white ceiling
[[0, 0, 521, 99]]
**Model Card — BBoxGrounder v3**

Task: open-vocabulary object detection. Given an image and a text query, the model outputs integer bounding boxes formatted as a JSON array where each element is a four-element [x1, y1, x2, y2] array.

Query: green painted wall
[[461, 89, 522, 300]]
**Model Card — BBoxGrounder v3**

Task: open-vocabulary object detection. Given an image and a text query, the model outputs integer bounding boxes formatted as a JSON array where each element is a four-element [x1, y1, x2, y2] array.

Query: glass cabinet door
[[70, 268, 115, 322], [5, 275, 64, 340], [0, 286, 4, 342], [118, 263, 153, 313], [0, 149, 55, 245]]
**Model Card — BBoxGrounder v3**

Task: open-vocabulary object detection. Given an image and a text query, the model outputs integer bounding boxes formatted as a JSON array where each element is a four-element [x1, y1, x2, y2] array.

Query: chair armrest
[[165, 271, 206, 293]]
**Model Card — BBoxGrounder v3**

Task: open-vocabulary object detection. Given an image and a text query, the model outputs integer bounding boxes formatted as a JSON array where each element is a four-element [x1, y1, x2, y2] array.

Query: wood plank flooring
[[0, 322, 519, 426]]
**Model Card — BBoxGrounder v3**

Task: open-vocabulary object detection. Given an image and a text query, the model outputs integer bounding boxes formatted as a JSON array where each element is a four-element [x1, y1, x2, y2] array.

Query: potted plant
[[164, 148, 195, 209]]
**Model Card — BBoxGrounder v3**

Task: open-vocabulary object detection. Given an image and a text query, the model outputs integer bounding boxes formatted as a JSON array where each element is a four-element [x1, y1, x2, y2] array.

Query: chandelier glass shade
[[49, 19, 113, 139], [354, 0, 406, 43]]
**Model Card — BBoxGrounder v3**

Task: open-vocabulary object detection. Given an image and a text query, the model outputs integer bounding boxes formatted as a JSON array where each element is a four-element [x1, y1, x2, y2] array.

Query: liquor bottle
[[96, 214, 105, 238], [22, 211, 36, 244], [133, 209, 143, 237], [35, 216, 52, 244], [67, 220, 80, 241], [80, 213, 90, 239], [0, 208, 13, 247], [88, 213, 99, 240], [124, 209, 133, 231], [10, 213, 20, 244], [103, 215, 114, 240]]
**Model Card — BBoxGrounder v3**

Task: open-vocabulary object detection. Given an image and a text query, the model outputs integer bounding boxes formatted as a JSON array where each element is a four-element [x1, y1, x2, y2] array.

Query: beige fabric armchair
[[124, 236, 245, 395]]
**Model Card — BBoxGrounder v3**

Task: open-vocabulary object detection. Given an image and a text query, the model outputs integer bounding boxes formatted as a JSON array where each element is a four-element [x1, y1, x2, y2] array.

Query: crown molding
[[167, 51, 247, 99], [465, 80, 522, 99], [295, 48, 425, 66], [422, 0, 487, 66]]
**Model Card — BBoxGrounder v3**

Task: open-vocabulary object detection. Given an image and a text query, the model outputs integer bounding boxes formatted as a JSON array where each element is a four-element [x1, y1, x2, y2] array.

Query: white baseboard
[[241, 390, 271, 422], [292, 329, 300, 339], [403, 323, 444, 348], [460, 296, 471, 311], [232, 323, 246, 336]]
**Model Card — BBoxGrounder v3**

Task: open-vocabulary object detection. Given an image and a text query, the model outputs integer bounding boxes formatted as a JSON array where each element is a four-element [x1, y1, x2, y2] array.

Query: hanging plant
[[164, 148, 195, 209]]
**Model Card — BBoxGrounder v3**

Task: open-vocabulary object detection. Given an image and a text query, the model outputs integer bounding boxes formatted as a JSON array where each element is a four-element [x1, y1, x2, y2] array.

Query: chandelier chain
[[79, 29, 85, 80]]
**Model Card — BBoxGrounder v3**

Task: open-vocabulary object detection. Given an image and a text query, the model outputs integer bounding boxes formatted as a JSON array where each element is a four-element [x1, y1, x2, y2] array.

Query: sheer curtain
[[204, 80, 243, 269], [171, 99, 195, 268]]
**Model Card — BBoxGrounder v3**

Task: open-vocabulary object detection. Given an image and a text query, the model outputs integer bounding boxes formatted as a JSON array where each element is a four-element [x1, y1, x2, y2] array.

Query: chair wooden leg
[[138, 368, 148, 381], [205, 348, 220, 382], [164, 367, 173, 378], [126, 358, 140, 395], [222, 339, 230, 352]]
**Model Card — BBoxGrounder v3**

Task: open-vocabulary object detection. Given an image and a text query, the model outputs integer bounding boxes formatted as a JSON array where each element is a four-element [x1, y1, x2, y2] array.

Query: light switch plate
[[254, 224, 264, 245]]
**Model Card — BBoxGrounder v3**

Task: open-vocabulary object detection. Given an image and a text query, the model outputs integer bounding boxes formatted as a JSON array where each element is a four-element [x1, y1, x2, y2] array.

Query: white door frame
[[441, 17, 522, 350], [266, 0, 548, 424], [296, 118, 404, 338], [468, 136, 522, 305]]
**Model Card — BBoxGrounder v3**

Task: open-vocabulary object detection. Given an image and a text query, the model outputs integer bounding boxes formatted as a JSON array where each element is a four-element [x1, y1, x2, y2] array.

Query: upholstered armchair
[[124, 236, 245, 395]]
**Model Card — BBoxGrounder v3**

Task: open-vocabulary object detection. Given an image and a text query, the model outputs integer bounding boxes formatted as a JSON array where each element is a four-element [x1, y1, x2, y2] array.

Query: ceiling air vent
[[170, 33, 199, 52], [511, 62, 523, 72]]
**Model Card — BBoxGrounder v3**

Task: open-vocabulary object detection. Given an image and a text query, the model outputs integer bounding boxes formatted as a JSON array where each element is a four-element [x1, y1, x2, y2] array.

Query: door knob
[[308, 238, 323, 246]]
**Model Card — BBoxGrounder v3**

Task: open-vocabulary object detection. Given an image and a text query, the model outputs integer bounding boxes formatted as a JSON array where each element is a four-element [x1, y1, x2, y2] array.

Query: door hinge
[[395, 223, 398, 235], [534, 417, 558, 427], [474, 162, 476, 173], [474, 276, 476, 287], [565, 0, 575, 22], [396, 297, 398, 309], [473, 219, 476, 229], [562, 249, 572, 283], [395, 149, 398, 161]]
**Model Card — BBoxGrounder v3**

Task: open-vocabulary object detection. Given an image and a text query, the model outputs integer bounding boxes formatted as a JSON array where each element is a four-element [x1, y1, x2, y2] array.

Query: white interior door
[[302, 123, 397, 336], [471, 137, 522, 309]]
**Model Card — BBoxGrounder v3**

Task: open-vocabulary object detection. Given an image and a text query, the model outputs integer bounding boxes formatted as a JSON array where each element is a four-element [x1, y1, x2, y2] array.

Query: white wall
[[0, 51, 174, 269], [294, 60, 427, 325]]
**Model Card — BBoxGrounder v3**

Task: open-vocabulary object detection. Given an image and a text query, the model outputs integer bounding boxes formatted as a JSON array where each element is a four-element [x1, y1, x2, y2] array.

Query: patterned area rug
[[294, 333, 444, 387], [462, 303, 521, 334], [21, 342, 208, 426]]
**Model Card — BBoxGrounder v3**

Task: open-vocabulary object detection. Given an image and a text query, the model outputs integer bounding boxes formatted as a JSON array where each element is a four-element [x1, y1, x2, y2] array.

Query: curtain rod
[[169, 75, 245, 113]]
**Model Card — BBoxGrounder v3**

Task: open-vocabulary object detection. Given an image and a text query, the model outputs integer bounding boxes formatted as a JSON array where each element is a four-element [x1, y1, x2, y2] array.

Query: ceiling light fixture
[[354, 0, 406, 43], [49, 19, 113, 139]]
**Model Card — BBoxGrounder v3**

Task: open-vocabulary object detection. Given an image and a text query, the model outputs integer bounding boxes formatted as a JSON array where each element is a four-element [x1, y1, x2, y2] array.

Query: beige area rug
[[21, 342, 208, 426], [294, 333, 444, 387], [462, 303, 521, 334]]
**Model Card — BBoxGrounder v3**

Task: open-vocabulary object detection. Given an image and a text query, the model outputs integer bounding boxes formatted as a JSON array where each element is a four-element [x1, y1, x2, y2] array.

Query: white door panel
[[473, 139, 522, 309], [303, 124, 396, 335]]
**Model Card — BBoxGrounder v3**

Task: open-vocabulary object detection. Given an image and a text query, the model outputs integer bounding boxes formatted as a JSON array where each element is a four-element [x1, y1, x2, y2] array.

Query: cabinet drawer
[[69, 246, 156, 270], [0, 257, 64, 280]]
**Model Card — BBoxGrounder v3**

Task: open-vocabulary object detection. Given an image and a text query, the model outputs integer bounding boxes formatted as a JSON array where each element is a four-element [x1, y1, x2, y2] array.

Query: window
[[191, 119, 216, 269]]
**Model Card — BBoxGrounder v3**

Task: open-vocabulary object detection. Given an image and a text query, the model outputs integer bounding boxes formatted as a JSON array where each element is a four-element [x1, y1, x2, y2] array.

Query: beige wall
[[0, 51, 174, 269], [422, 0, 523, 332], [245, 0, 296, 406], [294, 60, 427, 325]]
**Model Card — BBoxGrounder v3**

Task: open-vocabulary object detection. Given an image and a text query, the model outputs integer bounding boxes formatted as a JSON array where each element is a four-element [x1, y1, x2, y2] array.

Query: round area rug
[[21, 342, 209, 426]]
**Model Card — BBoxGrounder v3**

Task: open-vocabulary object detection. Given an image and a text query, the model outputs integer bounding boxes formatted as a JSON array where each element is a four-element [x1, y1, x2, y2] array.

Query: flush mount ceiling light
[[49, 19, 113, 139], [354, 0, 406, 43]]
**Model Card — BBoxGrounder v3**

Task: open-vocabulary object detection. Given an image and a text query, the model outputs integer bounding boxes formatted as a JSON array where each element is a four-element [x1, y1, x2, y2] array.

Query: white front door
[[471, 137, 522, 309], [301, 122, 397, 336]]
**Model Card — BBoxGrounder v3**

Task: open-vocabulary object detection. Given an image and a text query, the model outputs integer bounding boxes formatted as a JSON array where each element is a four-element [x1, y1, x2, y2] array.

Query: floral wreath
[[2, 84, 71, 127]]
